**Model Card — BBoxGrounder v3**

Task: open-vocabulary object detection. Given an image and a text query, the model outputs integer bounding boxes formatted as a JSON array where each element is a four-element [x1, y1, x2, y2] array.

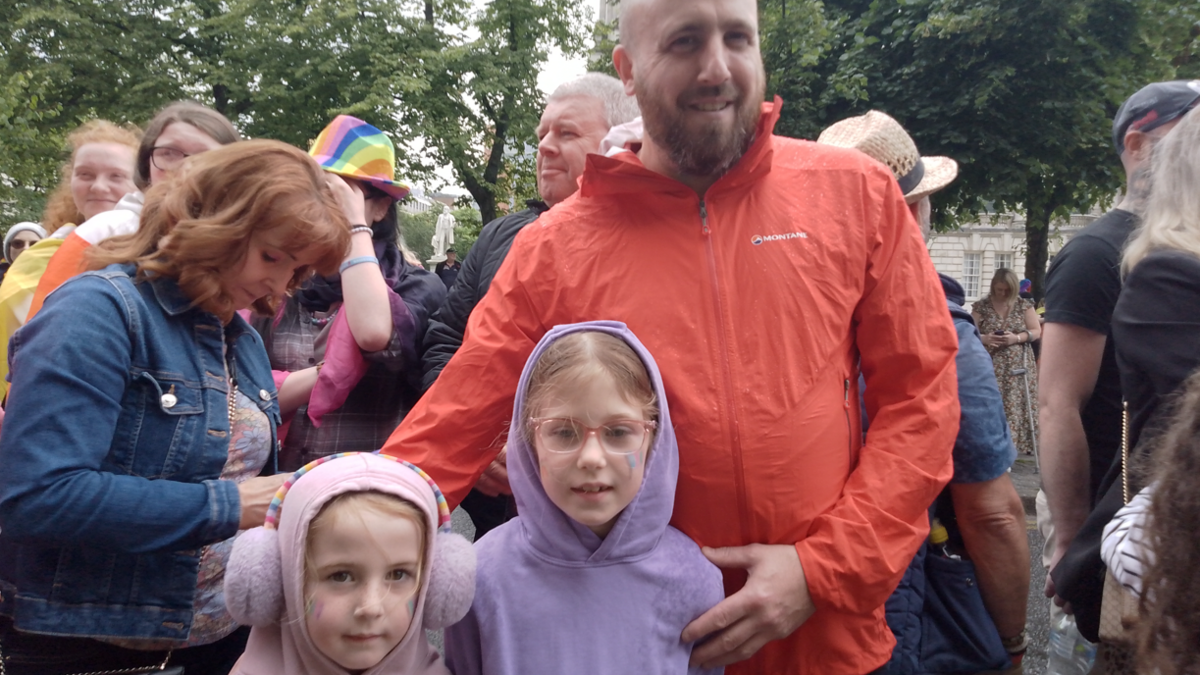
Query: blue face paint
[[407, 599, 415, 615], [306, 598, 315, 616], [627, 453, 638, 469]]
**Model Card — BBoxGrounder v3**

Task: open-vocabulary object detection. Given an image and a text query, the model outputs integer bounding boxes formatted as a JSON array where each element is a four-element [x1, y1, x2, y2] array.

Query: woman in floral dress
[[973, 268, 1042, 455]]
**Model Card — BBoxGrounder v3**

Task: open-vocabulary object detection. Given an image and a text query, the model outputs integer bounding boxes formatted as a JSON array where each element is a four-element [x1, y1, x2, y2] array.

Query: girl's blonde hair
[[1123, 110, 1200, 273], [524, 331, 659, 432], [305, 491, 429, 592], [41, 119, 142, 232], [989, 268, 1021, 308], [86, 140, 349, 323]]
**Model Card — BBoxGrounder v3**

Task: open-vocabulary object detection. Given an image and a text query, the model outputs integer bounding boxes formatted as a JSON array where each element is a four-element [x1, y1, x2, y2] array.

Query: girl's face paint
[[304, 510, 422, 671], [532, 372, 652, 540], [407, 599, 415, 615]]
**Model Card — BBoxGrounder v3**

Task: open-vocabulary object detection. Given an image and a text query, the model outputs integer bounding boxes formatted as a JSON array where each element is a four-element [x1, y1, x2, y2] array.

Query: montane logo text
[[751, 232, 808, 245]]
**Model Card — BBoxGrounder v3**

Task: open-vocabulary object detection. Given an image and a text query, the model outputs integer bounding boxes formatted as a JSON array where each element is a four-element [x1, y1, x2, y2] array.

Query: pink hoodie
[[225, 453, 474, 675]]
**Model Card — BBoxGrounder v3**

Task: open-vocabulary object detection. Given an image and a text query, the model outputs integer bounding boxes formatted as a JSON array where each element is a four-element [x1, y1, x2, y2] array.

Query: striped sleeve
[[1101, 484, 1155, 597]]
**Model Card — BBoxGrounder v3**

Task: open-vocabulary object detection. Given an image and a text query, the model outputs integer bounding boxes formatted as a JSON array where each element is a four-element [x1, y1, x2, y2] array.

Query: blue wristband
[[339, 255, 379, 274]]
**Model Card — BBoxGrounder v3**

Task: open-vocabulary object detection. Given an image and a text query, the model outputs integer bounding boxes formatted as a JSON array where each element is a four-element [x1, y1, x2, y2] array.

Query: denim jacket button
[[258, 389, 270, 401], [161, 393, 177, 409]]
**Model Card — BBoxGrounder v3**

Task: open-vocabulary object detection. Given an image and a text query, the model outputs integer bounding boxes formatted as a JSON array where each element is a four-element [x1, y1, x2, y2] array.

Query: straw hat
[[309, 115, 411, 201], [817, 110, 958, 204]]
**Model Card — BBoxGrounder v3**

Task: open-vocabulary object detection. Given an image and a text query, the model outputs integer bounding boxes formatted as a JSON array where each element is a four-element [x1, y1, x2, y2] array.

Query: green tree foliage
[[405, 0, 590, 224], [0, 63, 62, 226], [762, 0, 1194, 299], [0, 0, 590, 226]]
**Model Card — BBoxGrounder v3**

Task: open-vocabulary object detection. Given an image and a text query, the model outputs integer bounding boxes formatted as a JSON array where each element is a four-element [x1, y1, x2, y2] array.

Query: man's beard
[[637, 79, 763, 179]]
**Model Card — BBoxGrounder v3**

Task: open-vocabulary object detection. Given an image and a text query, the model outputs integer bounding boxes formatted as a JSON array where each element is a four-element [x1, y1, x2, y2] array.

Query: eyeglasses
[[528, 417, 656, 455], [149, 146, 192, 171]]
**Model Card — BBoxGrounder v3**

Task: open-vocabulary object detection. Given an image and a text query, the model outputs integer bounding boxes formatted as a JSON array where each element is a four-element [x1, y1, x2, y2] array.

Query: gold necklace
[[225, 340, 239, 426]]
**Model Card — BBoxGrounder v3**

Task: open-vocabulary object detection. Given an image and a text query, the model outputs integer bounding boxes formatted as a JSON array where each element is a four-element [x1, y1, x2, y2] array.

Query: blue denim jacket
[[0, 264, 280, 640]]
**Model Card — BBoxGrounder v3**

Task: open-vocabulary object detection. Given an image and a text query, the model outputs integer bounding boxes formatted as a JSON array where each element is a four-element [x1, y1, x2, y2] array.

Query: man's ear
[[613, 45, 636, 97], [1123, 129, 1153, 163]]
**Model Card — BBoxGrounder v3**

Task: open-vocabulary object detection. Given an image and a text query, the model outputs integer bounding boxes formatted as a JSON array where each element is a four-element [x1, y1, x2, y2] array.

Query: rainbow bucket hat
[[309, 115, 411, 201]]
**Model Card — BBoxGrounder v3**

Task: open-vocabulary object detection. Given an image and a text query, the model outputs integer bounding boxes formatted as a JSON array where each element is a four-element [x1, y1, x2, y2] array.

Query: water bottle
[[1046, 613, 1097, 675], [929, 518, 961, 560]]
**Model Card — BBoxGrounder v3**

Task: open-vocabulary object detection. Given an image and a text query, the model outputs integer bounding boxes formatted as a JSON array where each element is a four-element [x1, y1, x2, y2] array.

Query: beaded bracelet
[[339, 255, 379, 274], [350, 225, 373, 236]]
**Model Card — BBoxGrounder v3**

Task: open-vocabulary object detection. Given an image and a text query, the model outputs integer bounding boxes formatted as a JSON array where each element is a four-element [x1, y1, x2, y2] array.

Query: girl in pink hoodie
[[223, 452, 476, 675]]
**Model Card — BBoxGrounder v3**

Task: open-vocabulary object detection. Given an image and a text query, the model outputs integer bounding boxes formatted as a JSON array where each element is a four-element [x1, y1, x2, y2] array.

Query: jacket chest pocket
[[107, 371, 210, 479]]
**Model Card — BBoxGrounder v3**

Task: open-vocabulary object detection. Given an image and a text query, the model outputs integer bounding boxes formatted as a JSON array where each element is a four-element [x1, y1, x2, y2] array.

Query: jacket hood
[[939, 273, 965, 307], [4, 222, 47, 262], [236, 453, 448, 675], [938, 273, 975, 325], [507, 320, 678, 564]]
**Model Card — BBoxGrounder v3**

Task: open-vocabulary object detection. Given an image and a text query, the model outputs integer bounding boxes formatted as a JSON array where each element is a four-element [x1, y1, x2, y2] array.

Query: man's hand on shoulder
[[681, 543, 815, 668]]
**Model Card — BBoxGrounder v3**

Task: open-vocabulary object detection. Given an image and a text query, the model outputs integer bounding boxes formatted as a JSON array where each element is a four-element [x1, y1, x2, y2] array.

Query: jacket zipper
[[844, 377, 855, 469], [700, 198, 751, 543]]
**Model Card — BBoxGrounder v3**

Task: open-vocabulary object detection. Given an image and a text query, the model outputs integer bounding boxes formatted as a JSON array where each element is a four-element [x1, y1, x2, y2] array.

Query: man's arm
[[382, 227, 547, 506], [798, 175, 959, 615], [1037, 321, 1106, 591], [684, 170, 958, 668]]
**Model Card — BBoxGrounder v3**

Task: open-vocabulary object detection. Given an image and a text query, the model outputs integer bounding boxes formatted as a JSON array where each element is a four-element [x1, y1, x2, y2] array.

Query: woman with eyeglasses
[[252, 115, 445, 471], [26, 101, 240, 324]]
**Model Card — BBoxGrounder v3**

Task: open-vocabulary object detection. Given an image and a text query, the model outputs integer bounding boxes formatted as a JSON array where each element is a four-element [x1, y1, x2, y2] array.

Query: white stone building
[[927, 212, 1102, 302], [597, 0, 619, 25]]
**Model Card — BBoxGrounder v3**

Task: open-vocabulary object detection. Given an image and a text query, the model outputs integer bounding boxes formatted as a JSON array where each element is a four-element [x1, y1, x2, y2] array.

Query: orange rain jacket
[[382, 100, 959, 674]]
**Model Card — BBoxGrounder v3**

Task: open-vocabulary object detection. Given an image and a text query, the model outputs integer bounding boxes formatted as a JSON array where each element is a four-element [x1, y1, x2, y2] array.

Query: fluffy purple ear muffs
[[225, 526, 285, 626], [422, 530, 476, 629], [223, 453, 476, 630]]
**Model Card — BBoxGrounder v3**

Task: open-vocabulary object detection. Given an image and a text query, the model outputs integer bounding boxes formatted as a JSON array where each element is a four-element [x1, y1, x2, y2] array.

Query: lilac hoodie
[[444, 321, 725, 675]]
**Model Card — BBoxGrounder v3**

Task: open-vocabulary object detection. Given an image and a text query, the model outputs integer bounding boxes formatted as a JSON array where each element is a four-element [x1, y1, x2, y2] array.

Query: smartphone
[[993, 331, 1006, 336]]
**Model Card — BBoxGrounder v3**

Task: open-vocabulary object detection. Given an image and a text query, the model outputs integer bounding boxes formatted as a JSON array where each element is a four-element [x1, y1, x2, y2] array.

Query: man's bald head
[[618, 0, 652, 55], [612, 0, 765, 191]]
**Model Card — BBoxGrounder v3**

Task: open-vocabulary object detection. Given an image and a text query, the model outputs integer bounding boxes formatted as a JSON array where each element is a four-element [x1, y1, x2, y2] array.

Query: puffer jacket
[[421, 200, 548, 391], [384, 99, 959, 675]]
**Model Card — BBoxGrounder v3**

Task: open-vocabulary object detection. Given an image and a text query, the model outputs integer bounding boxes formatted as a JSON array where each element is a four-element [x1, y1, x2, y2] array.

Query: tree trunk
[[475, 191, 498, 226], [1023, 190, 1055, 305]]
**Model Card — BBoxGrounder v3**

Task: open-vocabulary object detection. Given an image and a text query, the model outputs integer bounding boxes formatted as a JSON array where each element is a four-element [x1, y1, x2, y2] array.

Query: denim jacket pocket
[[106, 371, 205, 479]]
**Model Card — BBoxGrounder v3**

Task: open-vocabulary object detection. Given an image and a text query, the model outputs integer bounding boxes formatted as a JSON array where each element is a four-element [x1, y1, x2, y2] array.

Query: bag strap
[[0, 642, 172, 675], [1121, 401, 1130, 506]]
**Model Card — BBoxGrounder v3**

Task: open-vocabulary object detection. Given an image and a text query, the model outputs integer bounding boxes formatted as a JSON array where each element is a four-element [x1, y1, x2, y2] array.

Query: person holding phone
[[973, 268, 1042, 455]]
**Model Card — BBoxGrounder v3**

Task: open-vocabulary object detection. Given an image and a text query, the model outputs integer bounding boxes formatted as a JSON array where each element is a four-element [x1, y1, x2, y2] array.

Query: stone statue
[[431, 205, 456, 263]]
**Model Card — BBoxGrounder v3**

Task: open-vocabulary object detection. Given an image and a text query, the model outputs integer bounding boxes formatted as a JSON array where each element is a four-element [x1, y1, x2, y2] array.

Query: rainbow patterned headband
[[309, 115, 410, 201], [263, 452, 451, 532]]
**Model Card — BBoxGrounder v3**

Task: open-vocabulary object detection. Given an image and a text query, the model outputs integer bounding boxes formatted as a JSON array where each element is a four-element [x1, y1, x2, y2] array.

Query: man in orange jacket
[[382, 0, 960, 672]]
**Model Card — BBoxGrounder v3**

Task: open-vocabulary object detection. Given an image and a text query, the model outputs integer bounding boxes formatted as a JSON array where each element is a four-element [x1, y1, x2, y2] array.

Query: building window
[[963, 252, 982, 299], [995, 252, 1013, 273]]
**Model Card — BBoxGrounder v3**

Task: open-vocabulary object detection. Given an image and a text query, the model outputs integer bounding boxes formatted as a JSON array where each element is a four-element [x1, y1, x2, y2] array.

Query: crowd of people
[[0, 0, 1197, 674]]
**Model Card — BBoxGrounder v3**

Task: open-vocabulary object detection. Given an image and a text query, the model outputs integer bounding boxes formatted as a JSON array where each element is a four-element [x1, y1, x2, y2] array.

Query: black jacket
[[421, 200, 549, 391]]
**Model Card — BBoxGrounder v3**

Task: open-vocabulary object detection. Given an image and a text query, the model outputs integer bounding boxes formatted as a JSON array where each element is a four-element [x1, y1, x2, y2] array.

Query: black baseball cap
[[1113, 80, 1200, 154]]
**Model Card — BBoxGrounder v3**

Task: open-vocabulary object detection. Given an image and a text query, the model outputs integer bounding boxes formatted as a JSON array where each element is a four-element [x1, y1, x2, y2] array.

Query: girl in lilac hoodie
[[444, 321, 724, 675]]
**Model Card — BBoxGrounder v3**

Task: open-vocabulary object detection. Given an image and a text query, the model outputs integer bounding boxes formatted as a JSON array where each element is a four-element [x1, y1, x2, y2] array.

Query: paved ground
[[1013, 455, 1050, 675], [436, 459, 1053, 672]]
